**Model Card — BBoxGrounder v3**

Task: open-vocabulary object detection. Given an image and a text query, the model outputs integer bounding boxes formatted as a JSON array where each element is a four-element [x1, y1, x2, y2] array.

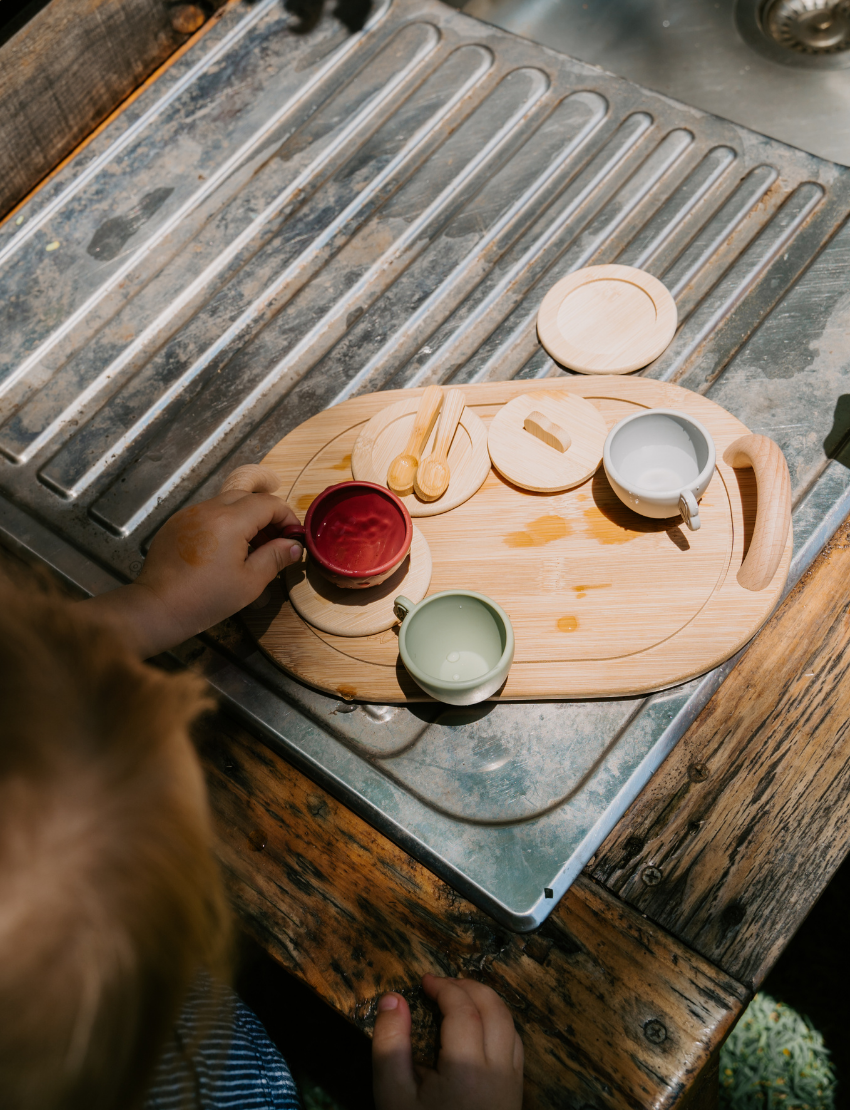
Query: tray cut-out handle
[[723, 434, 791, 592], [220, 464, 281, 494]]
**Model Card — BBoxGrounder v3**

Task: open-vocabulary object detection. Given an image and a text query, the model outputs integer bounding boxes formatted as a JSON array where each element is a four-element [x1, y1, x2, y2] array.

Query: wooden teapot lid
[[537, 264, 677, 375], [487, 390, 608, 492]]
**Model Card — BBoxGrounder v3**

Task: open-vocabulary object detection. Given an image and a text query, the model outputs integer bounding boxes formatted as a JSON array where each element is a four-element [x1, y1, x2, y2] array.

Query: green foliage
[[299, 1074, 348, 1110], [719, 993, 836, 1110]]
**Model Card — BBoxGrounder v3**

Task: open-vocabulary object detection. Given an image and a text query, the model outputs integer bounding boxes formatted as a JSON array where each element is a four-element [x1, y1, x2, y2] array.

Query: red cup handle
[[281, 523, 307, 544]]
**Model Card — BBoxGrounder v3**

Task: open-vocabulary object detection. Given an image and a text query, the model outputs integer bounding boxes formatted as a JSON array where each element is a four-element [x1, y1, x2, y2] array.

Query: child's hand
[[372, 975, 524, 1110], [81, 466, 302, 657]]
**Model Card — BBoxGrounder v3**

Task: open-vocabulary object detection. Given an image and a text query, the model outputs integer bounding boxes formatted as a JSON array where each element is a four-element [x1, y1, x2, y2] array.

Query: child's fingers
[[425, 975, 518, 1071], [245, 537, 303, 583], [372, 994, 418, 1109], [423, 976, 486, 1070], [449, 978, 520, 1069], [226, 491, 300, 539]]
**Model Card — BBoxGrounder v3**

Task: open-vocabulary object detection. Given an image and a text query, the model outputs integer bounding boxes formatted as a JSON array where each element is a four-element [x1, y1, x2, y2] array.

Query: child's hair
[[0, 566, 232, 1110]]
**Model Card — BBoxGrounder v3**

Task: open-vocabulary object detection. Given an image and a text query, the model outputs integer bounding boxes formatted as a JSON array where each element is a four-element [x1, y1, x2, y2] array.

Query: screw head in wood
[[643, 1018, 668, 1044], [170, 3, 206, 33], [641, 865, 662, 886], [687, 761, 710, 782]]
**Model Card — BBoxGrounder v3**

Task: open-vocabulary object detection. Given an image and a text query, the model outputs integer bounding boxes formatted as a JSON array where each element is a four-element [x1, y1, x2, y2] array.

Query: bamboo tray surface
[[245, 378, 792, 701]]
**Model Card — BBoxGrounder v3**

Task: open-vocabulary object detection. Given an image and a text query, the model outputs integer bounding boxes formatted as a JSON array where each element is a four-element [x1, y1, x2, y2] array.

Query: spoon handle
[[428, 389, 466, 463], [402, 384, 444, 460]]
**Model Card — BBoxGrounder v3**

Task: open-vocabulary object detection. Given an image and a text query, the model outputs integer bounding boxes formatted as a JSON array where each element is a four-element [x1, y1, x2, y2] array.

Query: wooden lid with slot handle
[[487, 390, 607, 492]]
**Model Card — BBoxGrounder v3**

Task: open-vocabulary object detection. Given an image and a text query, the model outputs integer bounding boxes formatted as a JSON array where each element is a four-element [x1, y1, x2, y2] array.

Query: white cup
[[602, 408, 716, 531]]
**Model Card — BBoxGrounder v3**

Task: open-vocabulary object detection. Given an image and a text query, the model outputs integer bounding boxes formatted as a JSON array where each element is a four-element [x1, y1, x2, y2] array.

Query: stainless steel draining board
[[3, 0, 850, 930], [460, 0, 850, 167]]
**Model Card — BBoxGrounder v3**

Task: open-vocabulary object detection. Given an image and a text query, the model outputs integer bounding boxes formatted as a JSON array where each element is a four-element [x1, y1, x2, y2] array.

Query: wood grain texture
[[536, 265, 677, 374], [246, 378, 792, 702], [487, 390, 606, 492], [414, 388, 466, 502], [352, 396, 489, 517], [680, 1054, 720, 1110], [283, 525, 431, 637], [0, 0, 188, 220], [590, 516, 850, 989], [723, 434, 792, 591], [198, 712, 748, 1110]]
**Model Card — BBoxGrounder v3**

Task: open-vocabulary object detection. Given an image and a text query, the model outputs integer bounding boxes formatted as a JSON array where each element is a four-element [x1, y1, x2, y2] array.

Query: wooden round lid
[[284, 525, 432, 638], [537, 264, 677, 375], [487, 391, 608, 492]]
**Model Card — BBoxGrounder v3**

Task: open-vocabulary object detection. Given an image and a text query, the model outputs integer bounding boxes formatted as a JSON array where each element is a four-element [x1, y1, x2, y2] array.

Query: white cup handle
[[678, 490, 700, 531]]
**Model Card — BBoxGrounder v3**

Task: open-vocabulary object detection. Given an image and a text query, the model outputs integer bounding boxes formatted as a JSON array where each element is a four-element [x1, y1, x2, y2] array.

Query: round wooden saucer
[[352, 396, 490, 516], [537, 264, 677, 375], [487, 391, 607, 492], [285, 525, 432, 637]]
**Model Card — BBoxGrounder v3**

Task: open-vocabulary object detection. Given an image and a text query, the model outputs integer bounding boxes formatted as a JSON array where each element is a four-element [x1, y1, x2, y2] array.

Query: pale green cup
[[393, 590, 515, 705]]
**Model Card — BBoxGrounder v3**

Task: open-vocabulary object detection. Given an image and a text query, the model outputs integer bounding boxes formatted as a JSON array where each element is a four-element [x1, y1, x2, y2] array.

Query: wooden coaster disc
[[537, 264, 677, 375], [488, 391, 607, 492], [352, 396, 490, 516], [285, 525, 432, 637]]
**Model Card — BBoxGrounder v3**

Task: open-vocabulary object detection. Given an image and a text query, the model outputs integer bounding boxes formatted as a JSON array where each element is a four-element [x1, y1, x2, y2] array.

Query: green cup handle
[[394, 595, 414, 622]]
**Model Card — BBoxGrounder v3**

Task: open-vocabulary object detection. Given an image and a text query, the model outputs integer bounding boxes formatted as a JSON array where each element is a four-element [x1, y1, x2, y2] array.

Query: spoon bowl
[[386, 453, 419, 496], [414, 456, 450, 501]]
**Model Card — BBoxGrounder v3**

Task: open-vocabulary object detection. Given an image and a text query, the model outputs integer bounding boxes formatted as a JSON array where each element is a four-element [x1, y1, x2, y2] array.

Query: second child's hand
[[372, 975, 524, 1110]]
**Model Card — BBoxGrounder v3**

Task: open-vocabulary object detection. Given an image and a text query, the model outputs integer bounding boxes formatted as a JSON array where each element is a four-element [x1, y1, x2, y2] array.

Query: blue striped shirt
[[145, 979, 300, 1110]]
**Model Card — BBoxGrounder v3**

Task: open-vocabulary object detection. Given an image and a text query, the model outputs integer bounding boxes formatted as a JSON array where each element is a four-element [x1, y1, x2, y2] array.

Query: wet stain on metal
[[86, 187, 174, 261]]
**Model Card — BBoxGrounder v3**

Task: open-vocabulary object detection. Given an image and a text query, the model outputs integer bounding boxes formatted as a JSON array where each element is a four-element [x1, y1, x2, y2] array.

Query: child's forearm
[[79, 583, 188, 659]]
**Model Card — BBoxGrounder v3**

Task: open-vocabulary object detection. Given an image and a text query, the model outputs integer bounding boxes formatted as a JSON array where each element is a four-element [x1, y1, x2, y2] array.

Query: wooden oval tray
[[244, 378, 792, 702]]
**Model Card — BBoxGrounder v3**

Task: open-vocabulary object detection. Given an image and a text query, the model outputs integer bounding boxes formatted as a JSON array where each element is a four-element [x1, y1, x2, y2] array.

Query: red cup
[[282, 480, 413, 590]]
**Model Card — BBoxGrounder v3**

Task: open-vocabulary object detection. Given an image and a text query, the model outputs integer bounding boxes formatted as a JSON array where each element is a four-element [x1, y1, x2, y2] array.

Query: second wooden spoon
[[414, 388, 466, 502], [387, 384, 444, 496]]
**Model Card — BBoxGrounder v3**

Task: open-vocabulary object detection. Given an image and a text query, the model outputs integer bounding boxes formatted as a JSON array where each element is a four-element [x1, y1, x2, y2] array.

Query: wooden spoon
[[414, 388, 466, 502], [387, 384, 444, 496]]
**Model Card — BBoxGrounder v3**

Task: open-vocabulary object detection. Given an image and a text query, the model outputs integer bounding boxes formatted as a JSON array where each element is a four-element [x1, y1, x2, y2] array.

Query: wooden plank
[[679, 1052, 719, 1110], [244, 377, 792, 701], [0, 0, 198, 220], [590, 513, 850, 990], [198, 712, 748, 1110]]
